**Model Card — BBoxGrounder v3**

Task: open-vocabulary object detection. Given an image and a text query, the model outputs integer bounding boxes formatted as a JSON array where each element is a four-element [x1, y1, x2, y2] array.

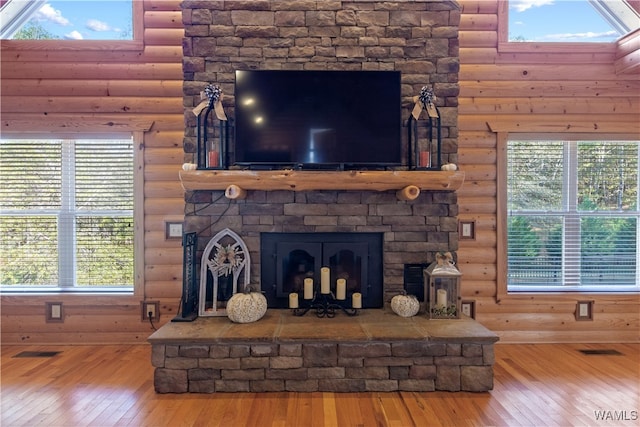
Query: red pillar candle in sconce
[[419, 151, 430, 168], [208, 151, 219, 168]]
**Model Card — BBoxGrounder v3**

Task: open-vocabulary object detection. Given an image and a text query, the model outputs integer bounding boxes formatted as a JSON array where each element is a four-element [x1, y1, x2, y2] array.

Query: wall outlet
[[45, 302, 64, 323], [141, 301, 160, 322], [165, 221, 183, 239]]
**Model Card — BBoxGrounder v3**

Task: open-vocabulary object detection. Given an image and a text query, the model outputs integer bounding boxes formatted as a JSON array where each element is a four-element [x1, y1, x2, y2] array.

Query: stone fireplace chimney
[[180, 0, 461, 307]]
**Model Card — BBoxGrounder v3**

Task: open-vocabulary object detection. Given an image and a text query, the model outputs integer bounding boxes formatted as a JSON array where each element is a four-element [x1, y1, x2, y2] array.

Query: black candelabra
[[292, 292, 359, 318]]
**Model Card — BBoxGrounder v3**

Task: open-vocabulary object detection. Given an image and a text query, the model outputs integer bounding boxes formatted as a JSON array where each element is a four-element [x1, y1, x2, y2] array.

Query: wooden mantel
[[179, 169, 465, 200]]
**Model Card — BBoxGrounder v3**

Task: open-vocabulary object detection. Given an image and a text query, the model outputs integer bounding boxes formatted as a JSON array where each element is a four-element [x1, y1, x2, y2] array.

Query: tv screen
[[234, 70, 402, 169]]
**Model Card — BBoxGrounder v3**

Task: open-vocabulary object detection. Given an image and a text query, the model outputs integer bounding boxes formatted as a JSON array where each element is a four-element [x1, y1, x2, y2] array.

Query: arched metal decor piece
[[198, 228, 251, 317]]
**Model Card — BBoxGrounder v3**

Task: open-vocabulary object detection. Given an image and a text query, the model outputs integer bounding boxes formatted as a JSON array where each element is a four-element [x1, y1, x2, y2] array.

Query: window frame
[[0, 0, 143, 51], [505, 138, 639, 292], [497, 132, 640, 301], [497, 1, 619, 54], [0, 131, 145, 296]]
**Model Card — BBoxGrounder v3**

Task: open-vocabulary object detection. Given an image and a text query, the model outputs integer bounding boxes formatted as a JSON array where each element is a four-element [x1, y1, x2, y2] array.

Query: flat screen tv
[[233, 70, 402, 170]]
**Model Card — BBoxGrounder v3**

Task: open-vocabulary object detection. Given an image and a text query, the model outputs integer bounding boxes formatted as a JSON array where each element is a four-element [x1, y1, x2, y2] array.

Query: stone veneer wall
[[153, 340, 494, 393], [181, 1, 461, 303], [181, 0, 460, 163], [187, 189, 457, 303]]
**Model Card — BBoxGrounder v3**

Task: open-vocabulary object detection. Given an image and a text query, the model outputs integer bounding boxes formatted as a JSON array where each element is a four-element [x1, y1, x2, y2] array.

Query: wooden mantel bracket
[[179, 170, 465, 199]]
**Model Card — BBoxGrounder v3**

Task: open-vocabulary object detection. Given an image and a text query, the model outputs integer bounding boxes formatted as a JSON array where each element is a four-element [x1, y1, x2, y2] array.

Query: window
[[498, 1, 640, 52], [1, 0, 142, 49], [507, 140, 639, 292], [2, 0, 133, 40], [0, 138, 135, 290], [507, 0, 630, 43]]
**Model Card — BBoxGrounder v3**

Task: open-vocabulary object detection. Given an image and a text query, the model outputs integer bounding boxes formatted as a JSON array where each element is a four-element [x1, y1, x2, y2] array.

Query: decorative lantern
[[424, 252, 462, 319]]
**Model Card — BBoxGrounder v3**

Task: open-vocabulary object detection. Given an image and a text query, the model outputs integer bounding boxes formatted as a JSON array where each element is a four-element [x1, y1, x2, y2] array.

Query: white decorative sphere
[[226, 292, 268, 323], [391, 294, 420, 318]]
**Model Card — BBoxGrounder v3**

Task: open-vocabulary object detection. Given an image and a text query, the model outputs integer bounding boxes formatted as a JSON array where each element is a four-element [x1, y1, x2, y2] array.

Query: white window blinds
[[0, 139, 134, 289], [507, 140, 639, 291]]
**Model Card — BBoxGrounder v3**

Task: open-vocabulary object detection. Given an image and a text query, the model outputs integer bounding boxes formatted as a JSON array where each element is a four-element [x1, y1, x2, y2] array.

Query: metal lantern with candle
[[424, 252, 461, 319], [195, 84, 229, 170]]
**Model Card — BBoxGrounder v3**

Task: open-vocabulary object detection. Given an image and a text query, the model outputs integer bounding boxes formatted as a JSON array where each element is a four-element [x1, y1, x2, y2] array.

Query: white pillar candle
[[352, 292, 362, 309], [336, 279, 346, 300], [303, 278, 314, 300], [436, 289, 447, 309], [321, 267, 330, 294], [289, 292, 299, 309]]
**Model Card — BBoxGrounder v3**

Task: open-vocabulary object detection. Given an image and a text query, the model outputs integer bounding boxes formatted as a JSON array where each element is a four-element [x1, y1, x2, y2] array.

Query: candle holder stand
[[292, 292, 359, 318]]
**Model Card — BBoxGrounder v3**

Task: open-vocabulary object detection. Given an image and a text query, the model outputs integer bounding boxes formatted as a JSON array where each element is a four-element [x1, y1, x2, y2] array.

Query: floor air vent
[[13, 351, 61, 358], [578, 349, 623, 356]]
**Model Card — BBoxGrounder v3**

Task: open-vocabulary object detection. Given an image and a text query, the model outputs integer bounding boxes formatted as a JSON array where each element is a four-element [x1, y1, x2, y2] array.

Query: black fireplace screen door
[[261, 233, 383, 308]]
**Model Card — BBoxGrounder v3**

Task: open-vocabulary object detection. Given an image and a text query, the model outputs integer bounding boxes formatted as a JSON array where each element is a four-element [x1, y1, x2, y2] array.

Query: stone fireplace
[[181, 0, 462, 303], [148, 1, 499, 395]]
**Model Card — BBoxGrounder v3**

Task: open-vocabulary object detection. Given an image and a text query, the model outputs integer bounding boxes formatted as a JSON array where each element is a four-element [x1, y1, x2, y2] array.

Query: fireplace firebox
[[260, 233, 383, 309]]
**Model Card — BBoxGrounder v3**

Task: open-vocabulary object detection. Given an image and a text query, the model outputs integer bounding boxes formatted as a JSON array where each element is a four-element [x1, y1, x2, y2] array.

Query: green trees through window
[[507, 140, 639, 290], [0, 139, 134, 288]]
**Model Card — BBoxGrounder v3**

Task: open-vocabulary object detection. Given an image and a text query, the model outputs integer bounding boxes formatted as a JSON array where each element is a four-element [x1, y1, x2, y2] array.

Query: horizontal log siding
[[0, 0, 184, 344], [458, 0, 640, 343], [1, 0, 637, 344]]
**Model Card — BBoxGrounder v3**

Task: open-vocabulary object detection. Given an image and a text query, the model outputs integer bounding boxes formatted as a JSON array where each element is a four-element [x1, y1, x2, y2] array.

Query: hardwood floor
[[1, 343, 638, 426]]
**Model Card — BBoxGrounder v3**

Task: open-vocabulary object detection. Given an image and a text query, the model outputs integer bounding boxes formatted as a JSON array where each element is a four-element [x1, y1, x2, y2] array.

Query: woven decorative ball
[[390, 293, 420, 318], [226, 291, 267, 323]]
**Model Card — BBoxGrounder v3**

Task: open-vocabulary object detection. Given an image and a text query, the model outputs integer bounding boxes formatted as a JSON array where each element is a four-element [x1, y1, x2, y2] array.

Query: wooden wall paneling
[[145, 0, 182, 11], [1, 62, 182, 80], [460, 64, 634, 81], [0, 0, 184, 344], [144, 181, 185, 199], [145, 265, 182, 282], [460, 281, 497, 298], [458, 0, 639, 343], [460, 0, 498, 14], [1, 0, 637, 344], [458, 30, 498, 48], [460, 80, 639, 98], [144, 11, 183, 28], [459, 97, 639, 115], [457, 180, 496, 198], [145, 147, 185, 164], [2, 96, 182, 114], [143, 130, 184, 148], [459, 47, 498, 63], [0, 47, 183, 63], [459, 14, 497, 31], [143, 29, 184, 46], [0, 79, 182, 97]]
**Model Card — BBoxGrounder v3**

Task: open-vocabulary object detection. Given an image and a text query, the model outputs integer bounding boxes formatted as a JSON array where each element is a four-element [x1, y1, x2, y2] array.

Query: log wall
[[1, 0, 638, 343], [457, 0, 639, 343], [0, 0, 185, 343]]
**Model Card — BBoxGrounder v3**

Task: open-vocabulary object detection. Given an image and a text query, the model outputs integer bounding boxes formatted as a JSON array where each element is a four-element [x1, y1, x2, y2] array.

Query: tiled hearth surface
[[149, 311, 499, 393]]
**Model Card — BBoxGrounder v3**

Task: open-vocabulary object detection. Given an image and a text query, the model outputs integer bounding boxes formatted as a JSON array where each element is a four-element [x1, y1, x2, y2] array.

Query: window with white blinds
[[0, 138, 134, 289], [507, 140, 639, 291]]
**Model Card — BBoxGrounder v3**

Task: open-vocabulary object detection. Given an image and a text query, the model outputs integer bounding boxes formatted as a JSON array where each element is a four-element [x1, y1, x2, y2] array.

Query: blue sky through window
[[509, 0, 628, 42], [18, 0, 132, 40]]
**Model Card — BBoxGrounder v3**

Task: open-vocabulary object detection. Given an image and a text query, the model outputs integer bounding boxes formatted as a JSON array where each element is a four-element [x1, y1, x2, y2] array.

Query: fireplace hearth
[[260, 232, 383, 309]]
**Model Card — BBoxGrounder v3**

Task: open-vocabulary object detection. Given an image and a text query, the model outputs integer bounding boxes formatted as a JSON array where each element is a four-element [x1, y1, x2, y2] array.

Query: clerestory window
[[506, 139, 640, 292], [500, 0, 640, 50], [0, 137, 135, 291], [1, 0, 142, 48]]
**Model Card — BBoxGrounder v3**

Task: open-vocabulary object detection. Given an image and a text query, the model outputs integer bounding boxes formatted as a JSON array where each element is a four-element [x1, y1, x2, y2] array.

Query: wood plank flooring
[[1, 343, 638, 427]]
